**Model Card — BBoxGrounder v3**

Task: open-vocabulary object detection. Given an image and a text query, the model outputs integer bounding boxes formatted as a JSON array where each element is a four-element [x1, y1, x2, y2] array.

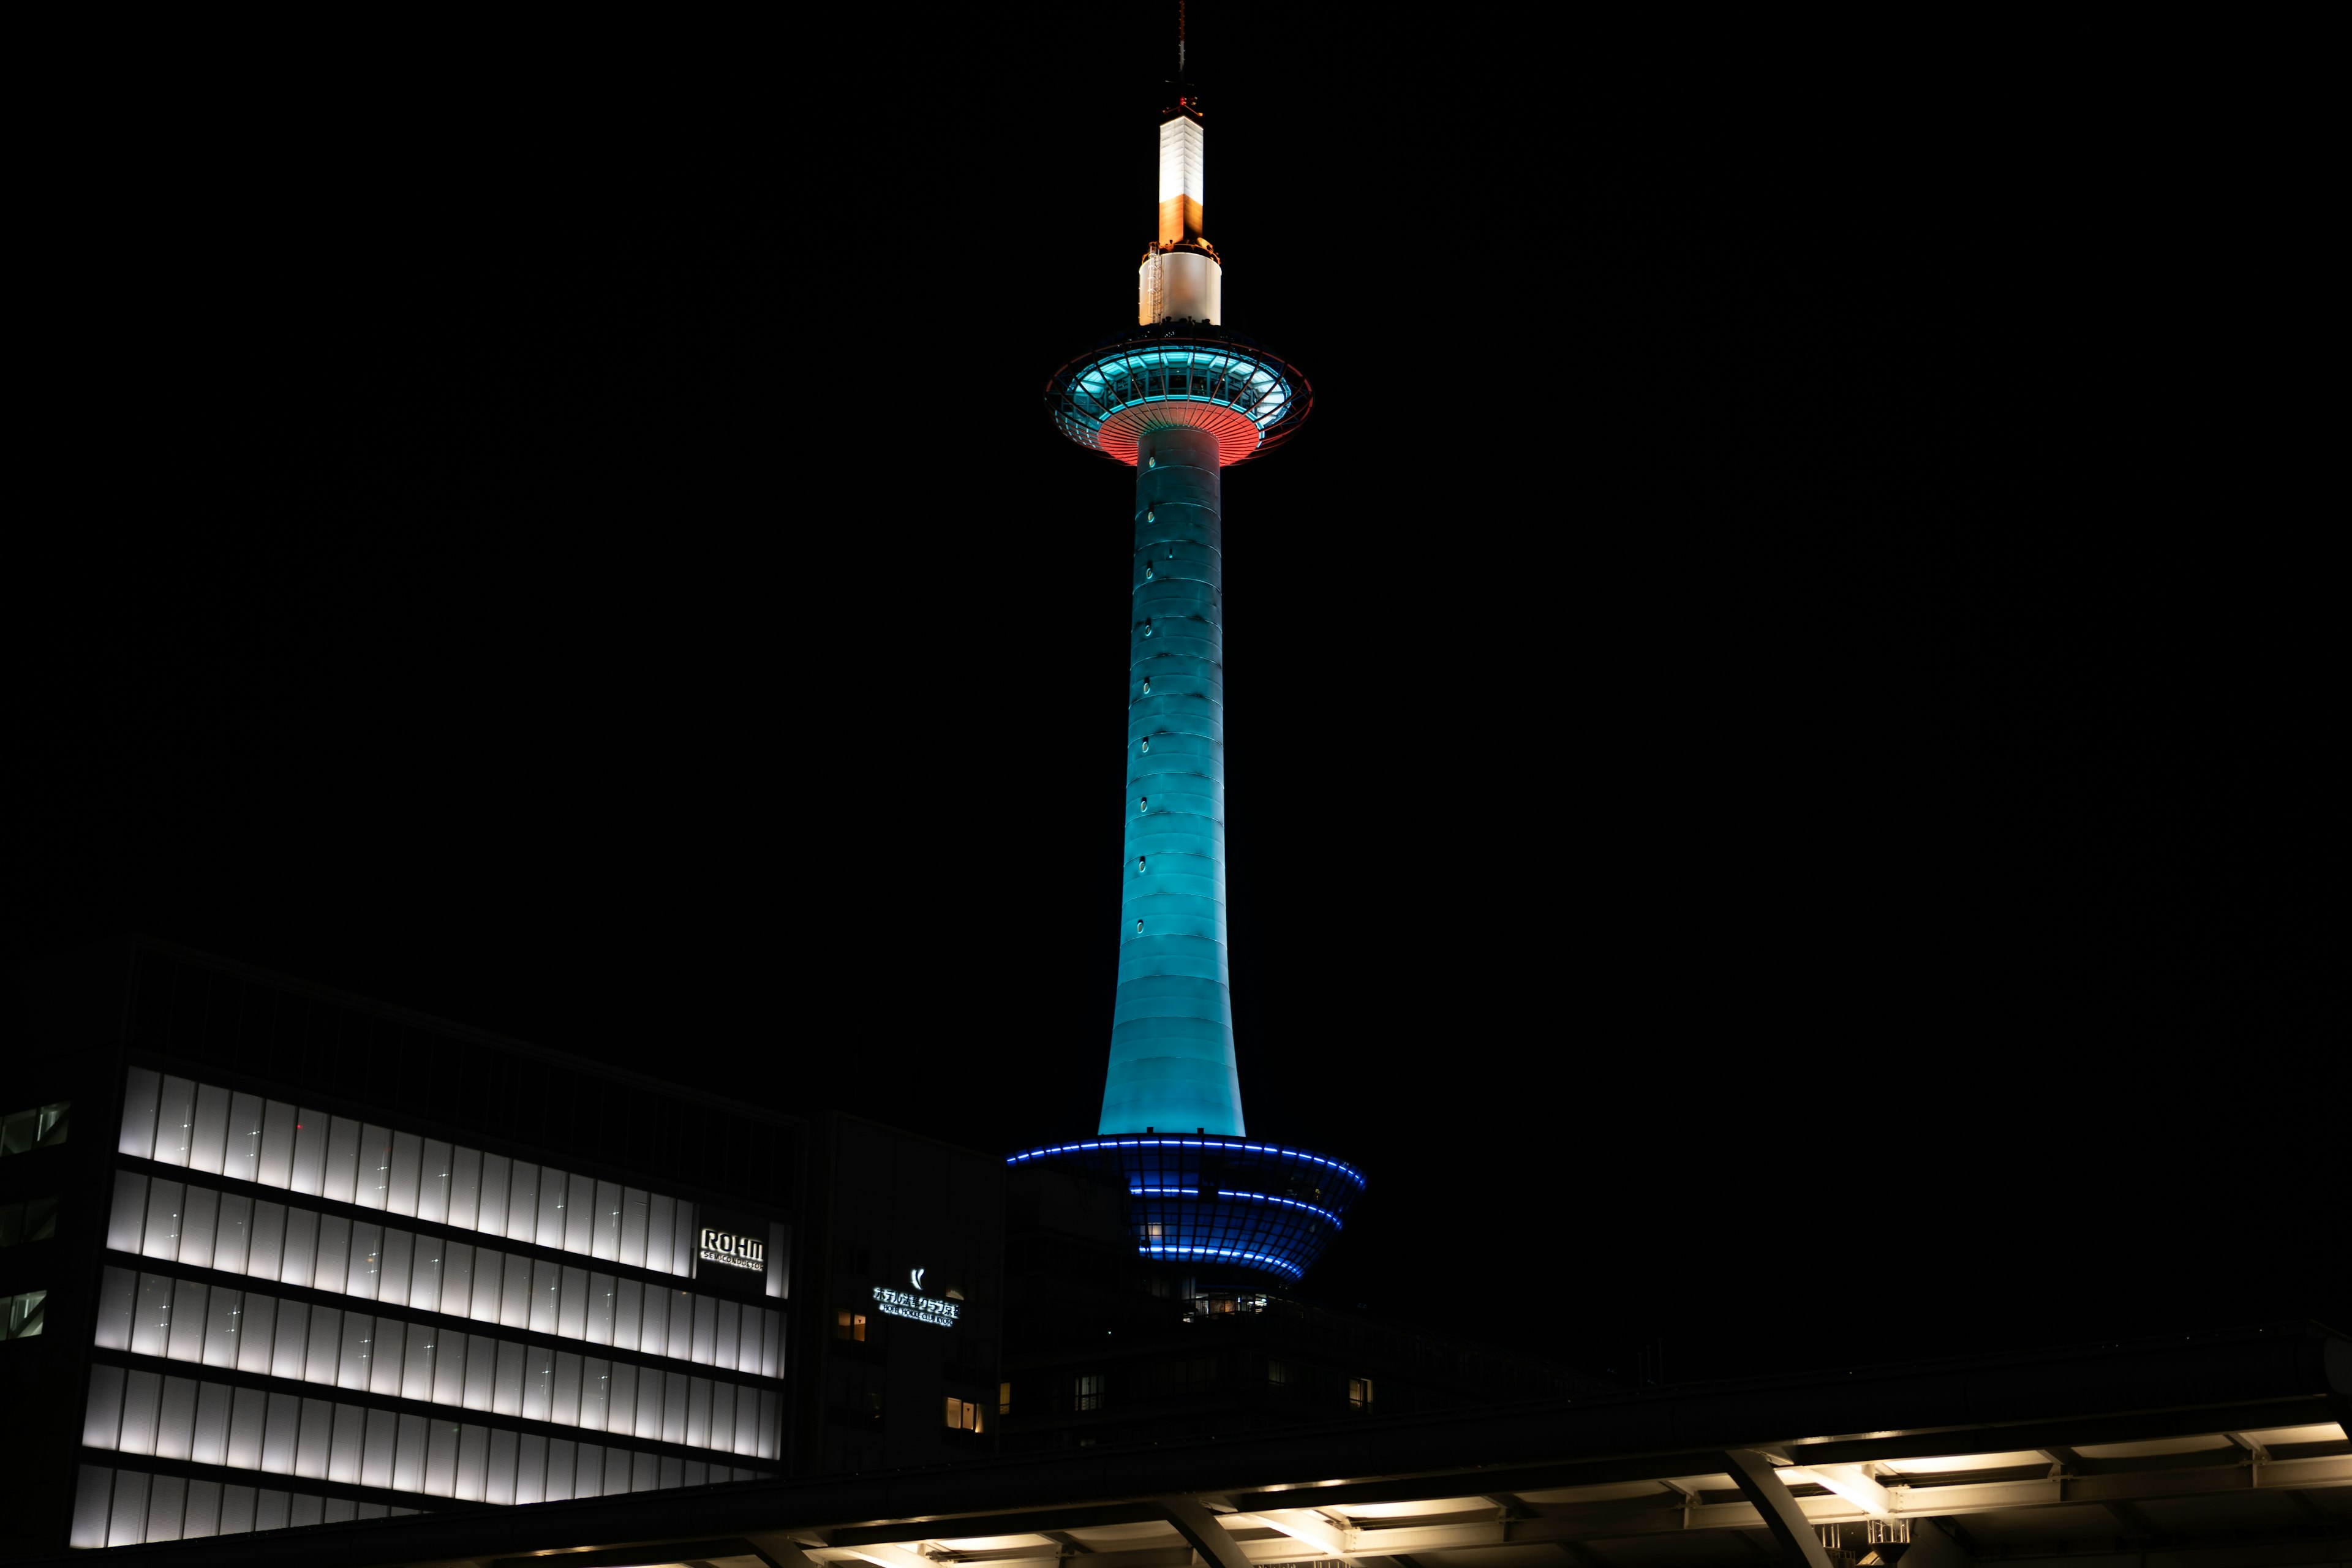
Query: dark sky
[[14, 17, 2339, 1382]]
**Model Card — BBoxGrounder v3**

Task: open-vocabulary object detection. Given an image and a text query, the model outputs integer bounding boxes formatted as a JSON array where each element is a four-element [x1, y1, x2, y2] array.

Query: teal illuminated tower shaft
[[1103, 422, 1242, 1136]]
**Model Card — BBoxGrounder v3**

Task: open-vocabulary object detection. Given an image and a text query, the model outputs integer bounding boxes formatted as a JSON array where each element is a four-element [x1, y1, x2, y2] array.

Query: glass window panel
[[686, 1374, 710, 1447], [515, 1430, 548, 1504], [758, 1390, 779, 1459], [167, 1281, 207, 1362], [107, 1469, 149, 1547], [645, 1194, 674, 1275], [456, 1423, 489, 1502], [394, 1412, 428, 1493], [120, 1367, 162, 1455], [132, 1272, 174, 1358], [71, 1466, 113, 1547], [238, 1293, 276, 1375], [206, 1284, 241, 1368], [249, 1200, 287, 1283], [634, 1450, 660, 1492], [356, 1124, 393, 1211], [462, 1334, 497, 1411], [119, 1068, 160, 1158], [662, 1370, 687, 1443], [425, 1419, 459, 1498], [735, 1381, 760, 1455], [522, 1341, 555, 1422], [675, 1291, 702, 1361], [538, 1167, 567, 1250], [379, 1226, 413, 1304], [147, 1472, 188, 1541], [558, 1264, 587, 1340], [658, 1454, 681, 1491], [326, 1400, 363, 1482], [321, 1117, 360, 1204], [486, 1425, 518, 1504], [188, 1082, 232, 1175], [506, 1162, 538, 1243], [304, 1305, 341, 1387], [592, 1180, 622, 1261], [574, 1442, 603, 1496], [762, 1308, 782, 1379], [670, 1200, 695, 1275], [442, 1241, 474, 1319], [290, 1109, 329, 1196], [714, 1298, 739, 1371], [431, 1327, 467, 1408], [314, 1213, 350, 1295], [156, 1076, 196, 1167], [156, 1374, 198, 1459], [95, 1265, 135, 1351], [492, 1338, 524, 1415], [529, 1257, 560, 1335], [224, 1092, 265, 1184], [142, 1178, 184, 1261], [417, 1139, 451, 1224], [499, 1253, 533, 1329], [614, 1446, 640, 1496], [184, 1477, 221, 1539], [562, 1172, 593, 1256], [83, 1362, 126, 1449], [228, 1387, 266, 1469], [362, 1406, 397, 1488], [220, 1483, 256, 1536], [619, 1188, 648, 1267], [259, 1100, 297, 1188], [766, 1221, 789, 1301], [552, 1350, 582, 1427], [546, 1437, 576, 1501], [338, 1311, 372, 1390], [180, 1183, 218, 1271], [451, 1147, 485, 1232], [587, 1271, 615, 1346], [315, 1495, 347, 1524], [270, 1300, 309, 1381], [192, 1381, 232, 1466], [289, 1493, 323, 1526], [214, 1193, 252, 1275], [684, 1459, 706, 1488], [387, 1130, 422, 1216], [477, 1154, 513, 1238], [709, 1380, 735, 1454], [107, 1171, 148, 1254], [401, 1320, 437, 1401], [607, 1362, 638, 1436], [579, 1357, 609, 1432], [612, 1277, 643, 1353], [638, 1367, 666, 1439], [639, 1286, 668, 1360], [477, 1248, 510, 1324], [345, 1220, 382, 1299], [254, 1487, 290, 1531], [407, 1231, 443, 1315], [278, 1206, 317, 1289], [370, 1313, 405, 1398]]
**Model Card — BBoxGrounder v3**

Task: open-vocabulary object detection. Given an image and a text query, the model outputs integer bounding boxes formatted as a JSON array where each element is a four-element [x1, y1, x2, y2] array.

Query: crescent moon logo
[[910, 1267, 925, 1291]]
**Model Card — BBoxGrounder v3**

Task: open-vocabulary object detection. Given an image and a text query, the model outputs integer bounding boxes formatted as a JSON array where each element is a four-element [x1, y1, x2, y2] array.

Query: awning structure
[[48, 1324, 2350, 1567]]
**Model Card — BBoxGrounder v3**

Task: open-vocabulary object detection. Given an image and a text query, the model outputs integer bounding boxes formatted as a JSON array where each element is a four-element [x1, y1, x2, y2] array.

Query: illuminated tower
[[1011, 47, 1362, 1285]]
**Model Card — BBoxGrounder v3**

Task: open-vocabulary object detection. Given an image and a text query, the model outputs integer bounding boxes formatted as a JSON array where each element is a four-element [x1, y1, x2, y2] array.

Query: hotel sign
[[873, 1268, 960, 1327], [698, 1226, 766, 1274]]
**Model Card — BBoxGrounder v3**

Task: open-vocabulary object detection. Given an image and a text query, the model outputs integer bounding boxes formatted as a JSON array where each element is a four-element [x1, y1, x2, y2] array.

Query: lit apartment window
[[835, 1309, 867, 1342], [998, 1381, 1012, 1416], [0, 1101, 69, 1156], [943, 1396, 984, 1433], [1074, 1373, 1103, 1411], [1348, 1376, 1374, 1412], [0, 1197, 59, 1246], [2, 1290, 45, 1339]]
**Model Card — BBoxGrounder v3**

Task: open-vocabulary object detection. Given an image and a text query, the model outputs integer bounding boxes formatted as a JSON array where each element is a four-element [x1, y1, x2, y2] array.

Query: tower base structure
[[1007, 1134, 1363, 1284]]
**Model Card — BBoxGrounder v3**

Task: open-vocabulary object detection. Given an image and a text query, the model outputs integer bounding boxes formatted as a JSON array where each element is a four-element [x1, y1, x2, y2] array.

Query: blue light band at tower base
[[1012, 70, 1361, 1286]]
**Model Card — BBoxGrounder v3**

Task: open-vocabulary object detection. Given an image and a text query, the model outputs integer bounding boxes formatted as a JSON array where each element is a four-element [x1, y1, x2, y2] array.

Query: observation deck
[[1044, 322, 1311, 468], [1007, 1134, 1363, 1283]]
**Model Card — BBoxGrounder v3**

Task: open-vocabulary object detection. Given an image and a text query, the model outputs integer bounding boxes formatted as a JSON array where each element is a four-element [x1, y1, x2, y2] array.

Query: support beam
[[1783, 1463, 1894, 1519], [1255, 1509, 1351, 1561], [1719, 1452, 1835, 1568], [1163, 1498, 1255, 1568]]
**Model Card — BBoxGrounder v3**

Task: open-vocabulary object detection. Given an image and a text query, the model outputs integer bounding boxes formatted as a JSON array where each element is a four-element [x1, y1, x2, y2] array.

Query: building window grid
[[0, 1099, 69, 1156], [91, 1264, 780, 1460], [69, 1461, 428, 1549], [104, 1170, 782, 1378]]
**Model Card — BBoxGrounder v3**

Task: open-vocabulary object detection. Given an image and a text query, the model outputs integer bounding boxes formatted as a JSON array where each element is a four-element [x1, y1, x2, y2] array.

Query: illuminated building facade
[[3, 940, 799, 1553], [1022, 45, 1354, 1290]]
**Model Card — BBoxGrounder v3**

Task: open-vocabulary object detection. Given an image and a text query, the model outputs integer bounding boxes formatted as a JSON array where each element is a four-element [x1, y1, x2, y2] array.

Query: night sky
[[15, 17, 2339, 1384]]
